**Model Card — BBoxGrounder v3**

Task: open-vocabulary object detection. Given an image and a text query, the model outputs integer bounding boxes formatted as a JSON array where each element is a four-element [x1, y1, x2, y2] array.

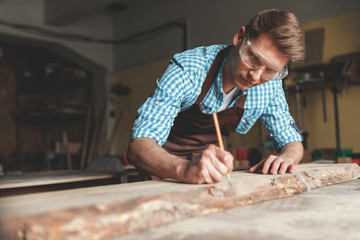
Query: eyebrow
[[252, 49, 279, 71], [249, 40, 282, 71]]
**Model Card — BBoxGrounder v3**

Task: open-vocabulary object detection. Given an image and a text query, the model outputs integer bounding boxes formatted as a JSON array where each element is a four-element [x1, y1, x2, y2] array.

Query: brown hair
[[246, 9, 305, 63]]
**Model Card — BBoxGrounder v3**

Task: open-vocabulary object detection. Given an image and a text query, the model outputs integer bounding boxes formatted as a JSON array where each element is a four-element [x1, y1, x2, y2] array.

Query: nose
[[248, 68, 263, 81]]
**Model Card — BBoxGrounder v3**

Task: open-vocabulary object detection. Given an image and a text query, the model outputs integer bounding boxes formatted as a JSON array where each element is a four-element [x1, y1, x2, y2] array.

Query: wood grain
[[0, 163, 359, 240], [0, 171, 133, 189]]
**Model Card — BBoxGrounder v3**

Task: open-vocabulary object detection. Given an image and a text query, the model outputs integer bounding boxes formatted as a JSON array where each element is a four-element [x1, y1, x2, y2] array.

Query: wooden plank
[[0, 170, 140, 197], [0, 171, 136, 190], [117, 179, 360, 240], [0, 163, 359, 240]]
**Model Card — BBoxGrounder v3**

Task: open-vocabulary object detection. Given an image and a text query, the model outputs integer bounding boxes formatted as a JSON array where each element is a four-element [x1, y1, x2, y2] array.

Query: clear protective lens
[[241, 46, 262, 69], [239, 35, 288, 81]]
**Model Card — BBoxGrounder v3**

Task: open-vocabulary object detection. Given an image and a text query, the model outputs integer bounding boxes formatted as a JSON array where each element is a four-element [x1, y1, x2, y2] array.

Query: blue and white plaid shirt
[[131, 45, 302, 151]]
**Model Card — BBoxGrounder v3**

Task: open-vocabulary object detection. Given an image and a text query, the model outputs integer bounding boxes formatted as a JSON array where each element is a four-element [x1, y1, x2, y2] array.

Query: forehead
[[250, 33, 289, 68]]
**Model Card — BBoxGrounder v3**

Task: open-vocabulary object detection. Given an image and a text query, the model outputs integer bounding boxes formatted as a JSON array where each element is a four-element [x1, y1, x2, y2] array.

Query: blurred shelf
[[17, 77, 92, 94], [12, 108, 88, 124]]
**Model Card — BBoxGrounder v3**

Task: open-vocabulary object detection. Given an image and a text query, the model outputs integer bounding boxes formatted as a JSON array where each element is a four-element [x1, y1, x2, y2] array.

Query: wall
[[287, 11, 360, 153], [108, 59, 169, 154], [112, 0, 360, 70], [0, 0, 113, 69]]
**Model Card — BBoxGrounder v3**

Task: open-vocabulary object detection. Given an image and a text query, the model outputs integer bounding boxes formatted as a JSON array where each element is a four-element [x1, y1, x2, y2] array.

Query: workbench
[[117, 178, 360, 240], [0, 163, 359, 240], [0, 168, 139, 197]]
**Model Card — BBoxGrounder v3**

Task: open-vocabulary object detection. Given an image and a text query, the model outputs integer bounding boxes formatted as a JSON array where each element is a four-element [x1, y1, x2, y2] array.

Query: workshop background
[[0, 0, 359, 173]]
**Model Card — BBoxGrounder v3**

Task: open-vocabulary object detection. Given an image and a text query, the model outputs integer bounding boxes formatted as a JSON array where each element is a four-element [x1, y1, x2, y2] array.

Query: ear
[[233, 26, 246, 47]]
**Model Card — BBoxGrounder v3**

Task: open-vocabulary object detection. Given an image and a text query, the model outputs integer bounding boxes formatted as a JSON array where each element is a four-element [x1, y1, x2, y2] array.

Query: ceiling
[[44, 0, 130, 26]]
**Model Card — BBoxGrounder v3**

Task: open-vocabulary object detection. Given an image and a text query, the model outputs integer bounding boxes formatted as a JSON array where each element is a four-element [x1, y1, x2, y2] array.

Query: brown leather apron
[[162, 47, 247, 160]]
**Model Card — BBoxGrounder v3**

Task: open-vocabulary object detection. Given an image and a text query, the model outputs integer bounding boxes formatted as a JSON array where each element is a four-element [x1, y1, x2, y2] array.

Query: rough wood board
[[0, 170, 135, 189], [115, 179, 360, 240], [0, 164, 359, 240]]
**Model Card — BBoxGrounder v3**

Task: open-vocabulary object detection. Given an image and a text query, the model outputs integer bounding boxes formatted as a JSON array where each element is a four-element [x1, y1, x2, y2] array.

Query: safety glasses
[[239, 34, 288, 81]]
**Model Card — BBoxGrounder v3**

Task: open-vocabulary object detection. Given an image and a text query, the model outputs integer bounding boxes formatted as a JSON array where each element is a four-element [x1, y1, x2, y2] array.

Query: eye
[[266, 67, 276, 73], [246, 50, 261, 66], [265, 68, 278, 75]]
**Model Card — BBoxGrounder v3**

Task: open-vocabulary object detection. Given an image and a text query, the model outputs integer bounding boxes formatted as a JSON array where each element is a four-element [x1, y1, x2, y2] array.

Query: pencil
[[212, 113, 230, 181]]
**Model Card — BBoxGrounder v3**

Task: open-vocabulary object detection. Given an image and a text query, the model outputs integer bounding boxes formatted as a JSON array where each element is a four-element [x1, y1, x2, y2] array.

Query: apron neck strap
[[195, 46, 230, 105]]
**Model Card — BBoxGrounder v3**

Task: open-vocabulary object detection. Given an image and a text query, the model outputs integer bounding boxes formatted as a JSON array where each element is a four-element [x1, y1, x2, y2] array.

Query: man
[[127, 9, 305, 184]]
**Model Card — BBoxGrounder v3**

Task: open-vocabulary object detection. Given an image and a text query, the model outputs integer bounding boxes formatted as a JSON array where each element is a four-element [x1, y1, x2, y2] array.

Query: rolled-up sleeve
[[260, 83, 303, 151], [130, 58, 195, 146]]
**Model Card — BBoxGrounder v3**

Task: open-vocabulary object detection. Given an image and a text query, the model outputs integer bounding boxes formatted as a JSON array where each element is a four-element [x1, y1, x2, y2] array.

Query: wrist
[[279, 142, 303, 165], [282, 154, 296, 164], [175, 158, 189, 181]]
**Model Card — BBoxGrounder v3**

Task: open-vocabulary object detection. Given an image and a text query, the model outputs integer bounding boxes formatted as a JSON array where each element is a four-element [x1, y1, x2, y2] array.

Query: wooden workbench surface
[[0, 163, 359, 239], [116, 178, 360, 240], [0, 169, 139, 197], [0, 170, 135, 189]]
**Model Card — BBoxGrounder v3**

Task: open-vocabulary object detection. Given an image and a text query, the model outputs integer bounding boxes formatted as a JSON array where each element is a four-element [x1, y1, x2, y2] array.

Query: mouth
[[239, 75, 253, 87]]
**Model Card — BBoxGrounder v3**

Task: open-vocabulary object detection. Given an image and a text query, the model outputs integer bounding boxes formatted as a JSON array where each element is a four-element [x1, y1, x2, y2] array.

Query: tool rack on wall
[[285, 53, 360, 159]]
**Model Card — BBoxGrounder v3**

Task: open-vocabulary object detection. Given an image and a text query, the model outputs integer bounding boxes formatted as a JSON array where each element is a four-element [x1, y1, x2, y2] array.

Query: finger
[[185, 160, 207, 184], [214, 148, 234, 172], [210, 157, 229, 176], [288, 164, 296, 174], [202, 149, 228, 175], [204, 159, 224, 183], [270, 157, 284, 175], [262, 155, 278, 174], [208, 151, 229, 178], [189, 154, 212, 184], [208, 144, 233, 173], [278, 160, 290, 174], [199, 168, 213, 184], [249, 159, 265, 173], [201, 149, 225, 182], [197, 160, 213, 184]]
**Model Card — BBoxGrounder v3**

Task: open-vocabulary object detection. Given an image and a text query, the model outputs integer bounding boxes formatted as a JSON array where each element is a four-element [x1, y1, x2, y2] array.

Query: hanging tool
[[295, 84, 303, 130], [342, 59, 353, 93], [319, 71, 327, 122]]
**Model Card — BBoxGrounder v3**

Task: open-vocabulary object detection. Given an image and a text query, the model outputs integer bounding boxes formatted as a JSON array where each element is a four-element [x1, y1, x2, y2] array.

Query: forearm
[[279, 141, 304, 165], [127, 137, 187, 180]]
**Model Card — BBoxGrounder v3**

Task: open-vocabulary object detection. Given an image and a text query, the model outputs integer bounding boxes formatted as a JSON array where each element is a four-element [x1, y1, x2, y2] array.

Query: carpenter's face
[[229, 33, 289, 90]]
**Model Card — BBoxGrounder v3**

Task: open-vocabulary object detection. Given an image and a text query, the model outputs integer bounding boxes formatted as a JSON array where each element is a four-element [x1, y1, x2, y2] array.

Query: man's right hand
[[180, 144, 234, 184], [128, 138, 233, 184]]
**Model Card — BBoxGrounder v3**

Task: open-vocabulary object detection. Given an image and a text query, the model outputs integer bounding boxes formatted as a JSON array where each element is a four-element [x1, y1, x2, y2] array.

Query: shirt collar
[[215, 45, 242, 99]]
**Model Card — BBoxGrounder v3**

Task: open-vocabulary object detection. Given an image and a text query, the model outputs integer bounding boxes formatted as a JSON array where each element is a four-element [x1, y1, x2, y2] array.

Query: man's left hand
[[249, 154, 296, 174]]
